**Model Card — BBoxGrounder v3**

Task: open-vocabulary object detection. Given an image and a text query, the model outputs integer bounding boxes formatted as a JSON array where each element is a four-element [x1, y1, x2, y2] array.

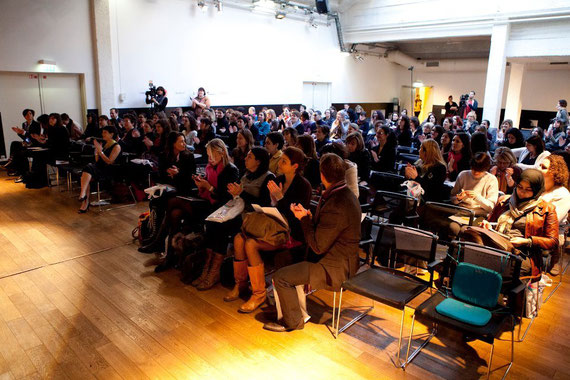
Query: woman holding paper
[[228, 147, 312, 313], [483, 169, 558, 277], [195, 147, 275, 290]]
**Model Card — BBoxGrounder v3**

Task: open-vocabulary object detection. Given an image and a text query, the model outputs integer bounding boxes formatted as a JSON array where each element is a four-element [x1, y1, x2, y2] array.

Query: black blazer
[[301, 185, 361, 291], [414, 162, 447, 203], [371, 144, 396, 172], [158, 150, 197, 196], [349, 149, 371, 182], [275, 174, 312, 242], [210, 163, 240, 207]]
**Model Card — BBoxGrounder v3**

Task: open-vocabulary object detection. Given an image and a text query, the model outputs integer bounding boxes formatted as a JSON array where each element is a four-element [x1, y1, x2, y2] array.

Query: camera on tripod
[[459, 93, 469, 108], [145, 82, 157, 98]]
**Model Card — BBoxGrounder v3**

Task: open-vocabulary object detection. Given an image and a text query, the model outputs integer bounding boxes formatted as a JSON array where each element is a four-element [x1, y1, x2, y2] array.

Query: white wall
[[0, 0, 97, 109], [108, 0, 405, 109], [415, 66, 570, 112]]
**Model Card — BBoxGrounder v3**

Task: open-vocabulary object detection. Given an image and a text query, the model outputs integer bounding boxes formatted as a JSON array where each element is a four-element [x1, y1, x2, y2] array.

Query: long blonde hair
[[420, 139, 446, 168], [206, 138, 230, 167]]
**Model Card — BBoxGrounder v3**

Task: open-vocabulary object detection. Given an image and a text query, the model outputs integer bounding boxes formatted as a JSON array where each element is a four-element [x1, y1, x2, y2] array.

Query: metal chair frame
[[331, 224, 438, 368], [403, 241, 522, 378]]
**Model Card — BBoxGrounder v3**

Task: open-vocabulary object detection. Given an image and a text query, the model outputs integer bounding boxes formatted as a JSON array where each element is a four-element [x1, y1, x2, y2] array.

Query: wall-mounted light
[[275, 10, 286, 19], [38, 59, 56, 72], [214, 0, 222, 12], [413, 80, 424, 88]]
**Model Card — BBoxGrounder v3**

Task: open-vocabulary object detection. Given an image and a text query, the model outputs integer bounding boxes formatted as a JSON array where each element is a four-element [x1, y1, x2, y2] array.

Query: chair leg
[[544, 247, 565, 303], [486, 343, 494, 379], [332, 289, 374, 339], [396, 307, 406, 367], [403, 317, 436, 369]]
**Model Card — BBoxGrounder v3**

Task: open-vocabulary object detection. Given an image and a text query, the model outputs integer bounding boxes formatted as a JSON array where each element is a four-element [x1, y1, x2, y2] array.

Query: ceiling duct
[[425, 61, 440, 67]]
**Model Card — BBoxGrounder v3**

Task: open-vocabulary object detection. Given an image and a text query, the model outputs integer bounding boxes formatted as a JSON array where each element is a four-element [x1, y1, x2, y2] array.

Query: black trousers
[[273, 261, 326, 329]]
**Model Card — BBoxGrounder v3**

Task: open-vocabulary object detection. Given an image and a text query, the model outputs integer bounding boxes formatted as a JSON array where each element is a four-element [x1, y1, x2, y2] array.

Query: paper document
[[252, 204, 288, 227]]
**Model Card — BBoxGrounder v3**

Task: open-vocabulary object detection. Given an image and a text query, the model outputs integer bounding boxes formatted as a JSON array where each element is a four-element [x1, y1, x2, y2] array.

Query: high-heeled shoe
[[78, 200, 90, 213], [78, 195, 87, 202]]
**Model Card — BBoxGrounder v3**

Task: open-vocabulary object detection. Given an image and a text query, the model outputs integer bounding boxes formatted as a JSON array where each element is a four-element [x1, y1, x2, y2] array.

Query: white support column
[[90, 0, 115, 114], [482, 23, 510, 130], [503, 63, 525, 129]]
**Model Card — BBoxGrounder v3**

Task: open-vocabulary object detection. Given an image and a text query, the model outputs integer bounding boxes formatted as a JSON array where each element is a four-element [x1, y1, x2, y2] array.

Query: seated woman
[[231, 147, 312, 313], [181, 112, 199, 151], [545, 118, 567, 151], [78, 125, 121, 213], [440, 131, 453, 158], [265, 131, 284, 176], [451, 152, 498, 217], [194, 147, 276, 291], [194, 117, 216, 155], [499, 127, 525, 150], [539, 155, 570, 275], [154, 138, 239, 272], [315, 124, 331, 155], [370, 125, 397, 173], [346, 131, 371, 184], [446, 132, 471, 181], [395, 115, 412, 147], [320, 142, 359, 198], [296, 135, 321, 189], [484, 169, 558, 277], [404, 139, 447, 203], [283, 127, 298, 148], [490, 147, 521, 195], [516, 135, 550, 170], [231, 129, 254, 177], [435, 152, 498, 239], [470, 131, 490, 156]]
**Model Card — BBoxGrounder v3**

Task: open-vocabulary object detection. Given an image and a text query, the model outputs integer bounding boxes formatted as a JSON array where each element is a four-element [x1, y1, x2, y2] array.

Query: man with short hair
[[110, 108, 121, 129], [289, 110, 301, 130], [263, 153, 362, 332], [462, 91, 478, 119]]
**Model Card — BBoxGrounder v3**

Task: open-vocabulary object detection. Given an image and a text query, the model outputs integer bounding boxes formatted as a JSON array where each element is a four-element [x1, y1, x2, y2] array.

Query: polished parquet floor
[[0, 172, 568, 379]]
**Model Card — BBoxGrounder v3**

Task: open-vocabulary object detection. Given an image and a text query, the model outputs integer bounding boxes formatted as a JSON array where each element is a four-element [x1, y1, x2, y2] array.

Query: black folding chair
[[369, 190, 418, 227], [331, 224, 438, 368], [368, 171, 406, 193], [404, 241, 524, 378], [419, 201, 475, 245]]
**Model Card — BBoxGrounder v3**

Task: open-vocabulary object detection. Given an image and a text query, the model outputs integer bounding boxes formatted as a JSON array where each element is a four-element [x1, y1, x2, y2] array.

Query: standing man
[[444, 95, 459, 118], [263, 153, 361, 332], [462, 91, 478, 120]]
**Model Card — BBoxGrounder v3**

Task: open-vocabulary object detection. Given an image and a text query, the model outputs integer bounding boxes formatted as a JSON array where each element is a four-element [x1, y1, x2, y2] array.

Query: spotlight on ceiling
[[275, 10, 286, 19], [214, 0, 222, 11], [413, 80, 424, 88]]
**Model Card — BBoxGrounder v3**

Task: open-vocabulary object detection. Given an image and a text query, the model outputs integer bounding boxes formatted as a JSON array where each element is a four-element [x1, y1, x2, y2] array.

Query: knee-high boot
[[192, 248, 213, 287], [196, 253, 224, 290], [138, 217, 168, 254], [224, 260, 249, 302], [238, 264, 266, 313]]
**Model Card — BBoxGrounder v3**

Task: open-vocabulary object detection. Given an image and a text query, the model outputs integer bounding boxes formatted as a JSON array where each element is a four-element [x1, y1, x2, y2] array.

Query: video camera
[[145, 82, 157, 98], [459, 93, 469, 108]]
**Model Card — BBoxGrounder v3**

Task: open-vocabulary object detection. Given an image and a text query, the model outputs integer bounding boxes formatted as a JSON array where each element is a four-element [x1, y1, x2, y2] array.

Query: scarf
[[448, 150, 462, 172], [496, 169, 544, 234], [315, 180, 347, 221]]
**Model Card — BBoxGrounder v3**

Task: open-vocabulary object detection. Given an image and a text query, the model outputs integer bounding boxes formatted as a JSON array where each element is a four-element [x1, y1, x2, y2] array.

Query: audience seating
[[368, 171, 406, 193], [404, 241, 523, 378], [331, 224, 438, 368], [369, 190, 418, 227]]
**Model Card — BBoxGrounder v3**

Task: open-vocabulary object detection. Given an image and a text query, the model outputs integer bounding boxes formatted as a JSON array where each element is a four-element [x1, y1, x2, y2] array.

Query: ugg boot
[[224, 260, 249, 302], [238, 264, 266, 313], [196, 253, 224, 290], [192, 249, 213, 287]]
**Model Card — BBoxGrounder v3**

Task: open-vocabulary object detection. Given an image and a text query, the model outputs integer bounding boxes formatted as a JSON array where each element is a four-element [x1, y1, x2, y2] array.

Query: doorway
[[302, 82, 331, 112], [0, 72, 84, 157]]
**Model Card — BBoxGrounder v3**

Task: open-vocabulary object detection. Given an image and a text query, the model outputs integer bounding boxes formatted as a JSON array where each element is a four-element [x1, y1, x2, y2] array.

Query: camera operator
[[145, 85, 168, 113], [461, 90, 478, 120]]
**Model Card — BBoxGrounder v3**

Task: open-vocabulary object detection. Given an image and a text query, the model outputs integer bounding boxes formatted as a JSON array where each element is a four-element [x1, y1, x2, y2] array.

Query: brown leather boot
[[192, 249, 213, 287], [197, 253, 224, 290], [224, 260, 249, 302], [238, 264, 266, 313]]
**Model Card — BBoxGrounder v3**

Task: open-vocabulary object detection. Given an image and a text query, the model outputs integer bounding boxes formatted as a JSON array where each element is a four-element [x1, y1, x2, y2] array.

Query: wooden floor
[[0, 172, 569, 379]]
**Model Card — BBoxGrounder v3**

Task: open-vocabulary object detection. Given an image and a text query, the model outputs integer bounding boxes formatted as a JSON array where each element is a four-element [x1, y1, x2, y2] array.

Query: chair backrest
[[373, 223, 437, 268], [369, 171, 405, 193], [452, 262, 503, 308], [419, 201, 475, 240], [453, 241, 522, 288], [398, 153, 420, 164], [370, 190, 417, 225]]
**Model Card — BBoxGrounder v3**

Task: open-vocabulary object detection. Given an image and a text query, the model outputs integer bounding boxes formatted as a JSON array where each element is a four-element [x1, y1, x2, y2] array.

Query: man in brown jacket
[[264, 153, 361, 332]]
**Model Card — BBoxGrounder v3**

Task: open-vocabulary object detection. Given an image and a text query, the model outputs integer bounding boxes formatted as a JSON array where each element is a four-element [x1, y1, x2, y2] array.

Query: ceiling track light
[[275, 10, 286, 19], [214, 0, 222, 12]]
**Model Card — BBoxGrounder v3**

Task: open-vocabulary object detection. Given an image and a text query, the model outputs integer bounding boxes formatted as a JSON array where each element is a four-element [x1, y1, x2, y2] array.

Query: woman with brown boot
[[195, 147, 274, 290], [227, 147, 312, 313], [156, 138, 238, 273]]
